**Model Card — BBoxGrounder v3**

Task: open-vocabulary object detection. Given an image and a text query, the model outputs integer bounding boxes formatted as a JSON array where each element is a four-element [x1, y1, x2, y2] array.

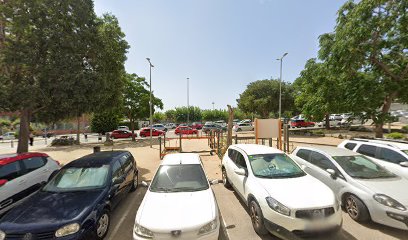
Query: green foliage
[[164, 109, 176, 122], [385, 132, 405, 140], [51, 137, 76, 146], [202, 109, 228, 122], [173, 107, 202, 123], [403, 125, 408, 132], [237, 79, 295, 118], [0, 119, 11, 127], [153, 112, 165, 123], [91, 110, 121, 134]]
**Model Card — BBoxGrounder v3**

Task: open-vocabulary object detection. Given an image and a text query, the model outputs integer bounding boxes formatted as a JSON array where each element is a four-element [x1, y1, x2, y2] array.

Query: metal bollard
[[11, 140, 14, 148]]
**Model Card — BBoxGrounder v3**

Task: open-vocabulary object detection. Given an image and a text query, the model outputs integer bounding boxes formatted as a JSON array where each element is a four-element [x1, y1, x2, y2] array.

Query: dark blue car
[[0, 151, 139, 240]]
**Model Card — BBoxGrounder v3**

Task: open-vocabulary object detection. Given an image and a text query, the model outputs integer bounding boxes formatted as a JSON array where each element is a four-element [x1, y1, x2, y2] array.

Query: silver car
[[291, 146, 408, 230]]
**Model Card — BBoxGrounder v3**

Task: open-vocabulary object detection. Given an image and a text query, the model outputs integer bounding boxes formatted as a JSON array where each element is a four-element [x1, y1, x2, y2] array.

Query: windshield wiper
[[172, 187, 204, 192]]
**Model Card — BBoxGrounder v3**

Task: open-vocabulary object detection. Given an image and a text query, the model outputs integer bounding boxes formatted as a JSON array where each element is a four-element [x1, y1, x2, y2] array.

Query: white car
[[0, 152, 60, 215], [292, 146, 408, 230], [117, 125, 130, 131], [164, 123, 176, 129], [233, 123, 254, 132], [1, 132, 15, 140], [338, 139, 408, 179], [133, 153, 219, 240], [151, 124, 167, 132], [221, 144, 342, 238]]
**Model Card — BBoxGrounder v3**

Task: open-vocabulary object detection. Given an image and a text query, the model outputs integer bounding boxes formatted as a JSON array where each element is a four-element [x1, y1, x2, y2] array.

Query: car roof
[[161, 153, 201, 165], [65, 151, 129, 168], [0, 152, 49, 166], [346, 139, 408, 150], [232, 144, 283, 155], [297, 145, 359, 157]]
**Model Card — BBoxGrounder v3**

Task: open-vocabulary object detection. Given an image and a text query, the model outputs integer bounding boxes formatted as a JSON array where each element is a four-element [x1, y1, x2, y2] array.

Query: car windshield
[[150, 164, 209, 192], [332, 155, 395, 179], [43, 165, 109, 192], [249, 154, 305, 178]]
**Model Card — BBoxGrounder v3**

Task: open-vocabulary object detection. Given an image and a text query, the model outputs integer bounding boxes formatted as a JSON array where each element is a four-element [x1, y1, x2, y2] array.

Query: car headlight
[[373, 194, 406, 211], [134, 223, 153, 238], [266, 197, 291, 216], [198, 218, 218, 235], [0, 230, 5, 240], [55, 223, 80, 238]]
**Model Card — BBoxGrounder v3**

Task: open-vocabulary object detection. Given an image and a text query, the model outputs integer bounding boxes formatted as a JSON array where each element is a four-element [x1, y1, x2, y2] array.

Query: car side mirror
[[399, 162, 408, 168], [209, 179, 222, 185], [141, 181, 150, 187], [326, 169, 337, 179], [0, 179, 7, 187], [234, 168, 247, 176]]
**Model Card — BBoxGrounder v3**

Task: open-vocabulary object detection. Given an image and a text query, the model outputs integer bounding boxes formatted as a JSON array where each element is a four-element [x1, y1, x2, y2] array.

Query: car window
[[22, 157, 46, 173], [333, 155, 395, 179], [249, 154, 305, 178], [357, 144, 376, 157], [111, 160, 123, 182], [344, 143, 357, 150], [228, 149, 235, 159], [234, 151, 247, 169], [296, 149, 311, 161], [309, 152, 338, 171], [378, 148, 407, 164], [119, 155, 132, 173], [0, 161, 22, 181]]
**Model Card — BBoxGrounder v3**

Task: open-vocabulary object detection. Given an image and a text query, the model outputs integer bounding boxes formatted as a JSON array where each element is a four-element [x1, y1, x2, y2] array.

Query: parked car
[[291, 146, 408, 230], [175, 126, 198, 135], [233, 123, 254, 132], [316, 120, 341, 128], [221, 144, 342, 238], [191, 122, 203, 130], [139, 128, 165, 137], [0, 153, 60, 216], [214, 120, 227, 127], [338, 139, 408, 179], [151, 124, 167, 132], [1, 132, 15, 140], [202, 124, 226, 134], [111, 130, 137, 139], [133, 153, 219, 240], [164, 123, 177, 129], [239, 119, 252, 124], [290, 119, 315, 128], [0, 151, 138, 240], [117, 126, 130, 131], [329, 114, 343, 121]]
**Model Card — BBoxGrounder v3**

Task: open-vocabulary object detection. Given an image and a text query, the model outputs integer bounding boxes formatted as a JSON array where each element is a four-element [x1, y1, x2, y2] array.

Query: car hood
[[0, 190, 105, 230], [356, 177, 408, 205], [137, 189, 216, 231], [255, 175, 335, 209]]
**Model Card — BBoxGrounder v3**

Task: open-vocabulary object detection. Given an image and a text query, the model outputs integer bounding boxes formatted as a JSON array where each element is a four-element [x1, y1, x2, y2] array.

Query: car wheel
[[345, 195, 370, 222], [130, 172, 138, 192], [222, 168, 231, 188], [95, 209, 110, 239], [249, 200, 268, 235]]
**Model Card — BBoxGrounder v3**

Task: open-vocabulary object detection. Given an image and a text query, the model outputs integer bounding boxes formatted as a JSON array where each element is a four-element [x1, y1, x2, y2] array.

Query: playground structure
[[158, 131, 224, 159]]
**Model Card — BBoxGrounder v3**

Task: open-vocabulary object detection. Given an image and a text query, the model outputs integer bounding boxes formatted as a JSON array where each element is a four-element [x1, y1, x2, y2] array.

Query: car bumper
[[370, 208, 408, 230], [133, 228, 219, 240]]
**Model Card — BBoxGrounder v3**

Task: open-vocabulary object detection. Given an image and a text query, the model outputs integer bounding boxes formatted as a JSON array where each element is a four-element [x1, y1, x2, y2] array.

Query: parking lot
[[2, 134, 406, 240]]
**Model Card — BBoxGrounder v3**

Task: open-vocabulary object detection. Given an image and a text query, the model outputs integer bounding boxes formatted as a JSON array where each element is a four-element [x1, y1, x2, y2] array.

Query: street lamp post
[[187, 77, 190, 124], [212, 102, 215, 111], [146, 58, 154, 148], [276, 52, 288, 119]]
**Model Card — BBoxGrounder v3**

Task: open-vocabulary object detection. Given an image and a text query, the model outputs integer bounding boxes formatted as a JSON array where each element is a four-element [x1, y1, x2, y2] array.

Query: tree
[[318, 0, 408, 137], [237, 79, 295, 118], [0, 0, 128, 152], [153, 112, 165, 123], [90, 110, 121, 134], [173, 107, 202, 123], [164, 109, 176, 122], [293, 59, 348, 129], [201, 109, 228, 122], [123, 73, 163, 140]]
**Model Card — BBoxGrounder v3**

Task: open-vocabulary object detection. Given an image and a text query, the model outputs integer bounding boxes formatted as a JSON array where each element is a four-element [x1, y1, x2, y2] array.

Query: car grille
[[295, 207, 335, 220], [5, 231, 55, 240]]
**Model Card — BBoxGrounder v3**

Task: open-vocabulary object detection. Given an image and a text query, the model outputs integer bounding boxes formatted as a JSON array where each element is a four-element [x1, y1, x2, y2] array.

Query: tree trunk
[[76, 115, 80, 143], [325, 114, 330, 130], [17, 109, 30, 153], [374, 93, 396, 138], [131, 118, 135, 141], [227, 105, 234, 147]]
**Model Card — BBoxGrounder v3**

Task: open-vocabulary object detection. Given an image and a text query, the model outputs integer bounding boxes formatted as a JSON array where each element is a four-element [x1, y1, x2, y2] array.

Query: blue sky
[[94, 0, 346, 111]]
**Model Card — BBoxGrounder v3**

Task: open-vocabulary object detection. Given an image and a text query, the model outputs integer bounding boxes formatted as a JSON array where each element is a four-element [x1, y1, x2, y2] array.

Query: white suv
[[221, 144, 342, 238], [233, 123, 254, 132], [0, 152, 60, 215], [338, 139, 408, 179]]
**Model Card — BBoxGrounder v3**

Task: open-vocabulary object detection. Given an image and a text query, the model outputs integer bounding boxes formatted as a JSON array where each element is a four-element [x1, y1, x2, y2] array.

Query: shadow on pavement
[[360, 221, 407, 239]]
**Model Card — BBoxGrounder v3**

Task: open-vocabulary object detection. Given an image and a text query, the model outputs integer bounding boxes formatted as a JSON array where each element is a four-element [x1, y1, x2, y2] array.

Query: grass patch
[[385, 132, 405, 140]]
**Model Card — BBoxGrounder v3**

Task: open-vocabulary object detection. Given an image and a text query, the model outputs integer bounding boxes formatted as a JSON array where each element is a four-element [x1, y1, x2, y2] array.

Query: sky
[[93, 0, 347, 111]]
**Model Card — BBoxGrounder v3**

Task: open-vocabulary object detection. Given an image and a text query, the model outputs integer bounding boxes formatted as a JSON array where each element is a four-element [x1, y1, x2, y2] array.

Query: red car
[[175, 126, 198, 135], [290, 119, 315, 128], [191, 123, 203, 130], [139, 128, 165, 137], [111, 130, 137, 139]]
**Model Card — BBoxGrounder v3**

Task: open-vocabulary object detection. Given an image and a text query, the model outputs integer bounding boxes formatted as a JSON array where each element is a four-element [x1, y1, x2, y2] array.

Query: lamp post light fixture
[[276, 52, 288, 119], [146, 58, 154, 148]]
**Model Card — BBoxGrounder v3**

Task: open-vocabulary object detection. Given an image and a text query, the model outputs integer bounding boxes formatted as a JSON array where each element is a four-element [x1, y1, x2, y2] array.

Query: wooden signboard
[[254, 118, 282, 150]]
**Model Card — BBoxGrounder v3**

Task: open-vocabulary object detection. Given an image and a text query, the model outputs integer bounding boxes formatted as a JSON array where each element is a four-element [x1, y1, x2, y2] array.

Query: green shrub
[[402, 125, 408, 132], [311, 130, 325, 135], [385, 132, 405, 140], [51, 137, 76, 146]]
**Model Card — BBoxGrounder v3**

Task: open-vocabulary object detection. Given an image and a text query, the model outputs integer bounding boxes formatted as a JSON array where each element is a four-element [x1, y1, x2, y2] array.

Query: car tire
[[249, 200, 268, 235], [345, 194, 370, 222], [130, 172, 138, 192], [95, 209, 110, 239], [222, 168, 231, 189]]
